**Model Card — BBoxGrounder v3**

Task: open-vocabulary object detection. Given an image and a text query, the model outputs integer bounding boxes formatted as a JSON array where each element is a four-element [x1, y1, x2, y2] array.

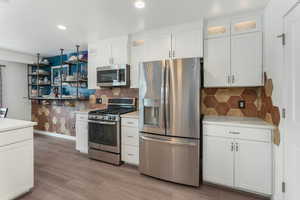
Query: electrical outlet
[[238, 100, 246, 109], [96, 98, 102, 104]]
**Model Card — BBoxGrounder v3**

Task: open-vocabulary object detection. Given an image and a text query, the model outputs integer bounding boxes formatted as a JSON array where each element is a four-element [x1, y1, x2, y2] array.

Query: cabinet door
[[110, 36, 129, 64], [172, 29, 203, 58], [234, 139, 272, 195], [143, 33, 171, 62], [0, 140, 33, 200], [97, 40, 112, 66], [231, 16, 262, 35], [76, 120, 88, 154], [231, 32, 263, 87], [88, 43, 98, 89], [130, 39, 144, 88], [204, 37, 231, 87], [205, 19, 230, 39], [203, 136, 234, 187]]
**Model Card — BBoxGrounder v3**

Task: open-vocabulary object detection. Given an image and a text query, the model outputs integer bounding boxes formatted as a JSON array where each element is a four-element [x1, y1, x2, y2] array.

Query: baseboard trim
[[34, 130, 76, 141]]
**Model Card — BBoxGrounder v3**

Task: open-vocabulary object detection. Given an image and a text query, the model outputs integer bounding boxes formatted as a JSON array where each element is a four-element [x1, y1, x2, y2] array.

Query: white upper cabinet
[[110, 36, 130, 64], [130, 37, 144, 88], [88, 42, 98, 89], [231, 16, 262, 35], [172, 28, 203, 58], [204, 37, 231, 87], [134, 21, 203, 62], [205, 19, 230, 39], [231, 32, 263, 87], [142, 32, 171, 61], [204, 13, 263, 88]]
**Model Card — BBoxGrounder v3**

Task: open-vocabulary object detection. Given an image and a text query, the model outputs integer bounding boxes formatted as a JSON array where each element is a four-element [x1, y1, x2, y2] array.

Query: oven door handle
[[88, 120, 117, 125]]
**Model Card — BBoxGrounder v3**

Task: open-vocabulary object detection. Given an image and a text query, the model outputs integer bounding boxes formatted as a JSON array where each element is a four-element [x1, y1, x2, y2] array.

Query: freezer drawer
[[139, 133, 200, 186]]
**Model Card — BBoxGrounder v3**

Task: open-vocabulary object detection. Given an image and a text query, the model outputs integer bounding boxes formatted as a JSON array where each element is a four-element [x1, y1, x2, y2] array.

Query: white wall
[[0, 60, 31, 121], [264, 0, 298, 200]]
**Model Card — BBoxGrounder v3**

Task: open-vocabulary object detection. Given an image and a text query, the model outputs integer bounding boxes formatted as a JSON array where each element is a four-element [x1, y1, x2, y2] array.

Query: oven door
[[88, 120, 120, 153]]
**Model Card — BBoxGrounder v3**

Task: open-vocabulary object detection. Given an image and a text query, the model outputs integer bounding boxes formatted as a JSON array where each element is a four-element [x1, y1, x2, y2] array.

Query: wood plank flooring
[[19, 135, 267, 200]]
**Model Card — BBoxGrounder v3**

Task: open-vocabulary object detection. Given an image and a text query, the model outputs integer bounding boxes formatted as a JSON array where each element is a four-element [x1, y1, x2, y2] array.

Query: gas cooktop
[[88, 98, 136, 122]]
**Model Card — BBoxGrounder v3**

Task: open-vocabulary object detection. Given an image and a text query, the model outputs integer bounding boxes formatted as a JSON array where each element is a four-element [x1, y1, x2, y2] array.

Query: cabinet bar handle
[[231, 142, 234, 152], [232, 75, 235, 84], [236, 142, 239, 152], [229, 131, 240, 135], [173, 50, 175, 58], [228, 76, 231, 84], [169, 50, 171, 58]]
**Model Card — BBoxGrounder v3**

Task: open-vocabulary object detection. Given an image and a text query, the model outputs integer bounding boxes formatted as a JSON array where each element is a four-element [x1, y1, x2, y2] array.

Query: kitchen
[[0, 0, 299, 200]]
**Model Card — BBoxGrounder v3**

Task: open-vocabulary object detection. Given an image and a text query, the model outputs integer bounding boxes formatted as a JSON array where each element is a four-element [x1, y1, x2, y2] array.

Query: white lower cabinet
[[234, 139, 272, 194], [203, 136, 234, 187], [121, 117, 139, 165], [75, 113, 89, 154], [203, 124, 272, 196]]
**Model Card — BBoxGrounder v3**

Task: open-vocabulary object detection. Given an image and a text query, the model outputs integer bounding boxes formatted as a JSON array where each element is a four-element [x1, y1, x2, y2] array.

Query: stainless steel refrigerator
[[139, 57, 201, 186]]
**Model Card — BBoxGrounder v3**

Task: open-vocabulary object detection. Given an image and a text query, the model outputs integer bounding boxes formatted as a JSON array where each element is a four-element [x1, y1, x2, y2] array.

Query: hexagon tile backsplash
[[202, 73, 281, 145], [32, 88, 139, 137]]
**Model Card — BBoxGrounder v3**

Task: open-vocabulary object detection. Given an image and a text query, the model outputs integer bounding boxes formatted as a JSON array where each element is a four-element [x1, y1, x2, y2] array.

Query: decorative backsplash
[[202, 87, 260, 117], [32, 88, 139, 136], [202, 73, 281, 144]]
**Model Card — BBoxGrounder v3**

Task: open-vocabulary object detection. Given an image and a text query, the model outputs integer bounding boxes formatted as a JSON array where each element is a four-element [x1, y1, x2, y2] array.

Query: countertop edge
[[120, 111, 139, 119], [203, 116, 276, 130], [0, 120, 37, 133]]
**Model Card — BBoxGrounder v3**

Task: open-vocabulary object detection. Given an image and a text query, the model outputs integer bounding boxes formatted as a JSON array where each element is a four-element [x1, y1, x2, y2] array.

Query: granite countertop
[[203, 116, 275, 129], [121, 111, 139, 119], [0, 118, 37, 133]]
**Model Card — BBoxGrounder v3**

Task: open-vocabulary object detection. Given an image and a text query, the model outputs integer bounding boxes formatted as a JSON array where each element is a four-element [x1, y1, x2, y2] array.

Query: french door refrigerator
[[139, 57, 202, 186]]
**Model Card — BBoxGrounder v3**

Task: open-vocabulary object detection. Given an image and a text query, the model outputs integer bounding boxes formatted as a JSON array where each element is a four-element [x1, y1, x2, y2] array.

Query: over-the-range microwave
[[97, 64, 130, 87]]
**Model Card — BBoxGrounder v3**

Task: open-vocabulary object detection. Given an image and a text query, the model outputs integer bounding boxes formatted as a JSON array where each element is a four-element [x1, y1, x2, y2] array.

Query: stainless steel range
[[88, 98, 136, 165]]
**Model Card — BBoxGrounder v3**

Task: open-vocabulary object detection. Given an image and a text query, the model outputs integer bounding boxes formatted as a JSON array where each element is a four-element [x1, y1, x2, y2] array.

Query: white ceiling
[[0, 0, 269, 56]]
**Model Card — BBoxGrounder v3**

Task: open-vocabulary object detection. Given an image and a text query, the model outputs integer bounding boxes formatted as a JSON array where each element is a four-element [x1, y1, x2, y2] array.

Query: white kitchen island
[[0, 118, 36, 200]]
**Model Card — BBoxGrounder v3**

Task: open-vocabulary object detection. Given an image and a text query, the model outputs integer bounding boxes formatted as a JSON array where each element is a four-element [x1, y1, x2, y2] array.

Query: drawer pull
[[229, 131, 240, 135], [127, 153, 135, 156], [127, 122, 134, 125], [127, 136, 134, 138]]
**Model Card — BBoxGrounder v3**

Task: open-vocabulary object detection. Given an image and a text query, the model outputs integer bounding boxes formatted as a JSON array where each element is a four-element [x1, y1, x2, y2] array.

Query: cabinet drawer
[[122, 127, 139, 146], [227, 126, 271, 143], [122, 118, 138, 127], [76, 114, 88, 121], [122, 145, 139, 165], [204, 125, 271, 143], [0, 127, 33, 147]]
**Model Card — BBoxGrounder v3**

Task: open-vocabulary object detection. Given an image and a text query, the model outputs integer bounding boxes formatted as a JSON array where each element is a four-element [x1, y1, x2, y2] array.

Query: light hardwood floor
[[19, 135, 267, 200]]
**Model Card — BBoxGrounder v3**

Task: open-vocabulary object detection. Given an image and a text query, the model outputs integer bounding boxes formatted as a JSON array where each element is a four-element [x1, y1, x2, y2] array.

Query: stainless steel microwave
[[97, 65, 130, 87]]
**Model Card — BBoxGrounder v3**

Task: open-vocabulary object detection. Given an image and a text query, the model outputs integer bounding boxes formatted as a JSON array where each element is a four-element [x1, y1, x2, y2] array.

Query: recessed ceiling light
[[57, 25, 67, 30], [134, 0, 145, 9]]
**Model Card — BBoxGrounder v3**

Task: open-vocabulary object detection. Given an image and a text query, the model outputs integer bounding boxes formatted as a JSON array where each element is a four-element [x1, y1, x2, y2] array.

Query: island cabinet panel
[[0, 121, 35, 200]]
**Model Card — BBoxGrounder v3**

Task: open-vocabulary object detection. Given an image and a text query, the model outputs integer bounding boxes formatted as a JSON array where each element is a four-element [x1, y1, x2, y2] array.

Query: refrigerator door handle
[[160, 61, 166, 129], [165, 61, 170, 130], [140, 136, 197, 146]]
